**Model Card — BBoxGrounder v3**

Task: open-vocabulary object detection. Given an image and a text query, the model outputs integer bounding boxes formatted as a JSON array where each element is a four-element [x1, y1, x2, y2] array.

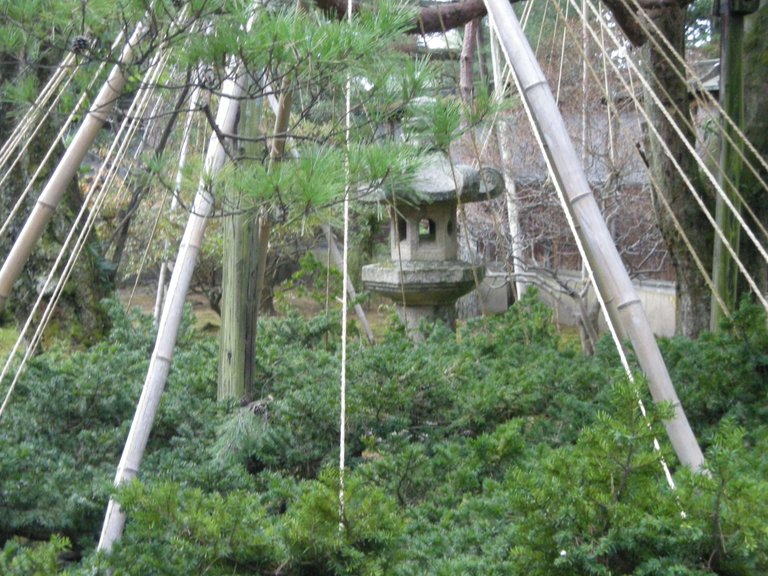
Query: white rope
[[581, 0, 768, 266], [557, 1, 732, 319], [0, 66, 77, 179], [611, 0, 768, 245], [0, 54, 113, 237], [0, 46, 171, 420], [0, 24, 127, 172], [338, 0, 353, 531], [571, 0, 768, 312], [0, 53, 76, 170], [598, 2, 615, 164], [0, 103, 140, 419], [0, 88, 91, 237], [0, 58, 79, 188], [488, 5, 678, 491], [120, 57, 175, 307], [535, 0, 553, 56], [619, 0, 768, 193], [539, 0, 731, 319]]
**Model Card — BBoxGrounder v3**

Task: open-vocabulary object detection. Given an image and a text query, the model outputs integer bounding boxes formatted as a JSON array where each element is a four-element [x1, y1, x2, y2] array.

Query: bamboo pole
[[97, 67, 247, 552], [0, 24, 148, 312], [483, 0, 705, 471], [154, 86, 202, 324]]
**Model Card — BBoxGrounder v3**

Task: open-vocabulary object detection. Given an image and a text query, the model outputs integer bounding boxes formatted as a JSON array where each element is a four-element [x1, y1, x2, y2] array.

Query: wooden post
[[218, 96, 262, 402], [483, 0, 705, 471]]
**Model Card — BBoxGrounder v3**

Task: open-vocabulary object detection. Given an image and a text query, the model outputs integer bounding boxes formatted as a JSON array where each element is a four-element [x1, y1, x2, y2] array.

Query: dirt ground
[[118, 284, 393, 339]]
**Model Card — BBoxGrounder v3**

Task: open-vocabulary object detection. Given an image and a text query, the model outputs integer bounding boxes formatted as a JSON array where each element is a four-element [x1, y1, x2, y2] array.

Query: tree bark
[[218, 199, 260, 402], [642, 2, 712, 337], [460, 19, 479, 104], [711, 2, 746, 330], [741, 1, 768, 296], [314, 0, 519, 34]]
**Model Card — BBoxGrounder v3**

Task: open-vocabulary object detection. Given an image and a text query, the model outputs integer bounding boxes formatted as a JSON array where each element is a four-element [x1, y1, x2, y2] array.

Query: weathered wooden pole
[[710, 0, 757, 329], [216, 73, 293, 404], [0, 24, 148, 312], [484, 0, 705, 470], [97, 67, 246, 552], [218, 96, 262, 402]]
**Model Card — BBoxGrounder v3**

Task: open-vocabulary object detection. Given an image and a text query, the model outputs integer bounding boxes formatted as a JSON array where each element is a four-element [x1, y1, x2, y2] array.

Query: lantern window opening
[[419, 218, 436, 242]]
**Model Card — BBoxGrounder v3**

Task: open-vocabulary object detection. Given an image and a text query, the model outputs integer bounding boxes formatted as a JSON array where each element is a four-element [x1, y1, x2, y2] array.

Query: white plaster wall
[[479, 270, 678, 337]]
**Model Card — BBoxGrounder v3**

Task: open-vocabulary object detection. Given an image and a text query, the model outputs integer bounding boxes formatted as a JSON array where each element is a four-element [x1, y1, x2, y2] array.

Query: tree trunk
[[460, 19, 479, 104], [741, 1, 768, 296], [711, 2, 747, 330], [643, 3, 712, 337], [218, 98, 261, 403], [218, 203, 260, 402]]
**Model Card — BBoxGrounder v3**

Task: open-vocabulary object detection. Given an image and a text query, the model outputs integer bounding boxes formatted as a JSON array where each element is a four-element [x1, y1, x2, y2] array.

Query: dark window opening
[[419, 218, 436, 242], [397, 216, 407, 241], [447, 219, 454, 237]]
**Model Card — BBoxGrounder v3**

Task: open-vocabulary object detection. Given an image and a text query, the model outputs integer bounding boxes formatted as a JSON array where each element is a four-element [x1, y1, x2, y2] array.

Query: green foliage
[[0, 301, 231, 549], [659, 301, 768, 436], [2, 296, 767, 574], [0, 534, 71, 576], [100, 481, 281, 575], [282, 252, 343, 307], [282, 469, 403, 575], [405, 96, 463, 152]]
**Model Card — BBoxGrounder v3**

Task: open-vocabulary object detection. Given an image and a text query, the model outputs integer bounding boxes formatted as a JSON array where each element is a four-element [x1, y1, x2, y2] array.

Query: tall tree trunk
[[217, 78, 291, 402], [741, 1, 768, 296], [711, 1, 747, 329], [643, 3, 712, 337], [218, 98, 261, 403], [218, 203, 260, 402]]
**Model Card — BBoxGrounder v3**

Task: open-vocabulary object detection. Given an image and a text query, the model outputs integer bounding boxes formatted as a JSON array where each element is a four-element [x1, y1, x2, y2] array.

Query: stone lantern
[[361, 153, 503, 337]]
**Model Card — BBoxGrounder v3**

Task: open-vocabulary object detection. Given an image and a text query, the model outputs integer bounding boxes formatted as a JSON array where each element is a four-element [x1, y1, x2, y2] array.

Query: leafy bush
[[660, 302, 768, 438], [0, 301, 230, 549], [1, 295, 766, 575]]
